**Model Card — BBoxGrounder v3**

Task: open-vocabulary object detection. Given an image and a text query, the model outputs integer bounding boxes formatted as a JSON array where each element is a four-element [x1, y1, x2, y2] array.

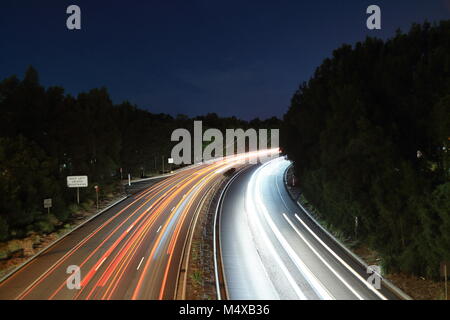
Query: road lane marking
[[171, 207, 175, 212], [247, 165, 318, 299], [137, 257, 145, 270], [132, 163, 225, 299], [282, 213, 364, 299], [157, 225, 162, 233], [50, 165, 212, 300], [292, 213, 387, 300], [274, 169, 290, 211], [126, 224, 134, 233], [95, 257, 107, 271], [249, 162, 333, 300], [265, 158, 387, 300]]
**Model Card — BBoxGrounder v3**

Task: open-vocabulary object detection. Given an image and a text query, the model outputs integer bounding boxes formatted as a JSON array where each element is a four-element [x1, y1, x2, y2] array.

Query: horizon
[[1, 0, 449, 120]]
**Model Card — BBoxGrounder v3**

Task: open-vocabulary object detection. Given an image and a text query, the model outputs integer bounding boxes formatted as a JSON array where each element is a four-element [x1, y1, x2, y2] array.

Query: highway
[[0, 154, 264, 300], [0, 151, 403, 300], [220, 157, 400, 300]]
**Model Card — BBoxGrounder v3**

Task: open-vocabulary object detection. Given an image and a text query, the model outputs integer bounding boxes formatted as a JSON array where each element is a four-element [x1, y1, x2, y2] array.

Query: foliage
[[0, 67, 281, 241], [282, 21, 450, 278]]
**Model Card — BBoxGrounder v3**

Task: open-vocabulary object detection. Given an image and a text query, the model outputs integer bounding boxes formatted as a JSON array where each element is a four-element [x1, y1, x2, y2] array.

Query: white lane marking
[[283, 214, 364, 300], [137, 257, 145, 270], [272, 165, 290, 211], [171, 207, 175, 212], [95, 257, 107, 271], [250, 162, 334, 300], [156, 225, 162, 233], [246, 194, 307, 299], [296, 200, 386, 287], [293, 214, 388, 300], [267, 158, 387, 300], [126, 224, 134, 233]]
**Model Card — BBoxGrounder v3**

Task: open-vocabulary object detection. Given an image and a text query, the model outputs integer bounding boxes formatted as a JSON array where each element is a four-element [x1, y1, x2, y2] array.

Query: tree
[[282, 20, 450, 277]]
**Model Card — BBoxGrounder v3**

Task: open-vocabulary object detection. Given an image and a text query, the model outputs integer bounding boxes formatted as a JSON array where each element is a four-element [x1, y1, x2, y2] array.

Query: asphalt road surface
[[220, 157, 400, 300], [0, 156, 256, 300]]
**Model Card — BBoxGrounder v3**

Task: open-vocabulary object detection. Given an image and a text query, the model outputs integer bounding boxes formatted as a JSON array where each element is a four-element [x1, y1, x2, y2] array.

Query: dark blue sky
[[1, 1, 449, 120]]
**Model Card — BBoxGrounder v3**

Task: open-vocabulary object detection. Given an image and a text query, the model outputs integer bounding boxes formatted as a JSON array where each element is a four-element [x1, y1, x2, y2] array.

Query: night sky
[[1, 1, 449, 120]]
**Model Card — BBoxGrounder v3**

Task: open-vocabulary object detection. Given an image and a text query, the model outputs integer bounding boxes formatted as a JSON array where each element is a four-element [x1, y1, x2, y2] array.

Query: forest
[[1, 20, 449, 280], [283, 21, 450, 278], [0, 67, 280, 241]]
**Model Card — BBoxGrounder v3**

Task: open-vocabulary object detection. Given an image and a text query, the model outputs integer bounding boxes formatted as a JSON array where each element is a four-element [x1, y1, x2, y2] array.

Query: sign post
[[441, 261, 449, 300], [43, 198, 52, 215], [67, 176, 88, 205]]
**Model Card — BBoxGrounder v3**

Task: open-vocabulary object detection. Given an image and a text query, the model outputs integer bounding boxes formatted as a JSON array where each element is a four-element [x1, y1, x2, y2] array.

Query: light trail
[[81, 162, 224, 299], [246, 160, 333, 300], [223, 157, 390, 300], [46, 165, 207, 299], [1, 149, 281, 300]]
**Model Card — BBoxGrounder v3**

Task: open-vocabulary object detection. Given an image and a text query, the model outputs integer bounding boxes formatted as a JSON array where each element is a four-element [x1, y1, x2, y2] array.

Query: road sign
[[43, 198, 52, 209], [67, 176, 88, 205], [67, 176, 88, 188]]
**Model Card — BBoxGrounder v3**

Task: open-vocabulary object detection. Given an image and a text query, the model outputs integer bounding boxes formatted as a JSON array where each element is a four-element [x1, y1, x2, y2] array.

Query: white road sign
[[43, 198, 52, 209], [67, 176, 88, 188]]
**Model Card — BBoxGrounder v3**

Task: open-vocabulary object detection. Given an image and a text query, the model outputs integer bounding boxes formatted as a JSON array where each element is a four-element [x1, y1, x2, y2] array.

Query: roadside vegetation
[[0, 69, 280, 244], [282, 21, 450, 279]]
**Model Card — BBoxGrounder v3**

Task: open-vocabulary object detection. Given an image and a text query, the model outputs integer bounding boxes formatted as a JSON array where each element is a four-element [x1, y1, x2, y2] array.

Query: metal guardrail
[[283, 163, 413, 300], [213, 165, 254, 300], [0, 196, 129, 284], [174, 182, 217, 299]]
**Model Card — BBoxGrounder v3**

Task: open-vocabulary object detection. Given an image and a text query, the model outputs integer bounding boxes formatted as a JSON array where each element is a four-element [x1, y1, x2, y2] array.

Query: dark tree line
[[0, 67, 281, 241], [283, 21, 450, 278]]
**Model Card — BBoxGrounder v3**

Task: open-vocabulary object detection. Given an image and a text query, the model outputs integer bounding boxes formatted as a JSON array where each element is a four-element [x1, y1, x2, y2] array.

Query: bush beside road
[[285, 165, 446, 300]]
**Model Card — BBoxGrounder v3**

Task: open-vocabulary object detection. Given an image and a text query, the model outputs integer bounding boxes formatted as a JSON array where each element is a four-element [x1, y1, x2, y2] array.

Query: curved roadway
[[0, 156, 252, 300], [220, 157, 399, 300]]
